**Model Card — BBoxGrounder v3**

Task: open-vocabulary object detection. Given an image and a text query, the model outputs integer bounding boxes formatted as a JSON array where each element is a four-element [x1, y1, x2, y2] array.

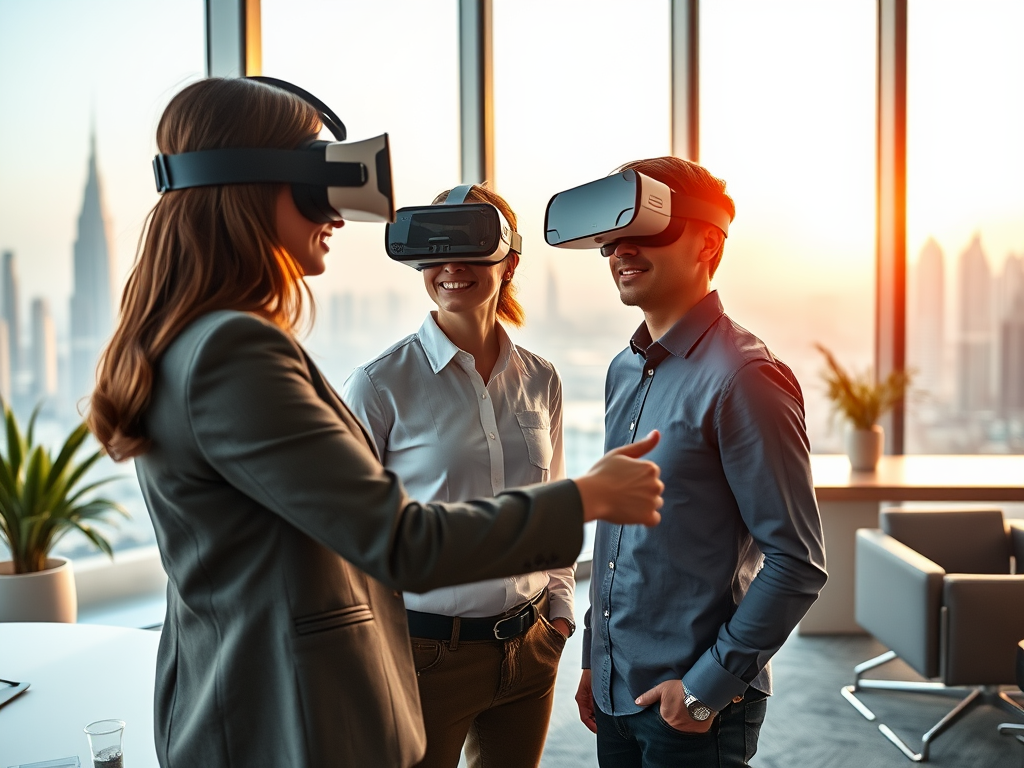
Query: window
[[700, 0, 877, 453], [905, 0, 1024, 454], [262, 0, 460, 384], [492, 0, 671, 479], [0, 0, 205, 558]]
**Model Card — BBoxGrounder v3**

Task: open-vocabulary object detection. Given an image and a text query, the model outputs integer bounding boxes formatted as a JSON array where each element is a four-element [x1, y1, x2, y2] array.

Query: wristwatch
[[553, 616, 576, 638], [682, 682, 716, 722]]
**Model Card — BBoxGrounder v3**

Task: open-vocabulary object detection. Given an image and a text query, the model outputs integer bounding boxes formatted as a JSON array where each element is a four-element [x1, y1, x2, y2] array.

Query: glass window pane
[[262, 0, 460, 383], [492, 0, 671, 477], [906, 0, 1024, 454], [700, 0, 877, 453], [0, 0, 205, 557]]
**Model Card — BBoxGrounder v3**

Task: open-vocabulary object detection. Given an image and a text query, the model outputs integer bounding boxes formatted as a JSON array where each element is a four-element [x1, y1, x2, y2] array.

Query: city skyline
[[908, 233, 1024, 453]]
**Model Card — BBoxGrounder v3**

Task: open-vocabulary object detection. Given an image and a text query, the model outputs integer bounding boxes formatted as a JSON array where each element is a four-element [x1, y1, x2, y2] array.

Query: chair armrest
[[855, 528, 945, 678], [943, 575, 1024, 685], [1009, 520, 1024, 571]]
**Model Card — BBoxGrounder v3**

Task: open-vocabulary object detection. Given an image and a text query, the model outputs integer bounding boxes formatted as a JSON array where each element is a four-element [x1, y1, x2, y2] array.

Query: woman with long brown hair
[[88, 77, 662, 768]]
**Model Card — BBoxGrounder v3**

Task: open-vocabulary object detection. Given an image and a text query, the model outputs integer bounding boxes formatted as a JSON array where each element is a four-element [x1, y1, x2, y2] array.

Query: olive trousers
[[410, 615, 568, 768]]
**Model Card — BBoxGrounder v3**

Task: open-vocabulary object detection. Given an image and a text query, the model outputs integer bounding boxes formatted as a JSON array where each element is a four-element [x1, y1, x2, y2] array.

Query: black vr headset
[[384, 185, 522, 270], [151, 76, 395, 224], [544, 169, 731, 255]]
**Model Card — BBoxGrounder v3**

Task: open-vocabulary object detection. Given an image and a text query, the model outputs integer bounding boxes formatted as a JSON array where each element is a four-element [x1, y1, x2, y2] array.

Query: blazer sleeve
[[183, 314, 584, 593]]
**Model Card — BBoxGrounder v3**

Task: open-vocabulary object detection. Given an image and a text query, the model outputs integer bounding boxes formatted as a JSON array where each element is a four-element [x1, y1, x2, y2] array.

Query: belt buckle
[[492, 614, 519, 640]]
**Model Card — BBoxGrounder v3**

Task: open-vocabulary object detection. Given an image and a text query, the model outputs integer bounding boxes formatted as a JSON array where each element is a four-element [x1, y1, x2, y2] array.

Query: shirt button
[[489, 432, 496, 440], [608, 561, 615, 570], [647, 368, 654, 376], [629, 422, 635, 431], [482, 393, 488, 399], [603, 609, 610, 618]]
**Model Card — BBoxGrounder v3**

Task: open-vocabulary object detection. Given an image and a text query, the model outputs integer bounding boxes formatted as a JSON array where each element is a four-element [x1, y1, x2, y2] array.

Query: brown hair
[[619, 157, 735, 278], [88, 78, 322, 460], [431, 184, 526, 328]]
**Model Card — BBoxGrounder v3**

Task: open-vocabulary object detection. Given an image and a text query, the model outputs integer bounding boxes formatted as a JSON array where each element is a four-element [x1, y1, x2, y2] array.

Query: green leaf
[[5, 406, 24, 481], [0, 406, 130, 572]]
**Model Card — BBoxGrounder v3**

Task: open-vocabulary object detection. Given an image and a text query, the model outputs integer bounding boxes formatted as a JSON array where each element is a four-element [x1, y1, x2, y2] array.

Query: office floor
[[516, 579, 1024, 768]]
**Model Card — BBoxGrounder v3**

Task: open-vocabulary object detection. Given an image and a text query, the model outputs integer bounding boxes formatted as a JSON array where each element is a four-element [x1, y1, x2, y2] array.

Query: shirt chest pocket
[[516, 410, 552, 470]]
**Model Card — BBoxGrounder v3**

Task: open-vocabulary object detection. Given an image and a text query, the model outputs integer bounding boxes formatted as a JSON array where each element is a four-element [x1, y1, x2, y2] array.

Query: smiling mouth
[[618, 268, 647, 277], [440, 281, 473, 290]]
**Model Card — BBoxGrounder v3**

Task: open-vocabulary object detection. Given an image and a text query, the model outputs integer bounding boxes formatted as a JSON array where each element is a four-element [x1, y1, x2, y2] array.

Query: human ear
[[697, 224, 725, 264], [504, 252, 520, 280]]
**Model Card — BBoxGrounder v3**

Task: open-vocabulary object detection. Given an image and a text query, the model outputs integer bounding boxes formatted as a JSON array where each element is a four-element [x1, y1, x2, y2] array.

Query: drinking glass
[[84, 719, 125, 768]]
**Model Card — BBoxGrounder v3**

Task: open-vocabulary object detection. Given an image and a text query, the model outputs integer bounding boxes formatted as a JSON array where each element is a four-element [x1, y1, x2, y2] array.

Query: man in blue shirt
[[574, 156, 828, 767]]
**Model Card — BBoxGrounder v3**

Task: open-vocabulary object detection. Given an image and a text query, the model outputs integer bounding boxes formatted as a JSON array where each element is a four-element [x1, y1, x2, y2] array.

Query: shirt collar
[[417, 312, 521, 376], [629, 290, 725, 361]]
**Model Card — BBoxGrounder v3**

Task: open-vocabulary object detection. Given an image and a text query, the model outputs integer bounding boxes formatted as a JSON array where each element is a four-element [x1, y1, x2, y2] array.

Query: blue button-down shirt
[[583, 290, 827, 715]]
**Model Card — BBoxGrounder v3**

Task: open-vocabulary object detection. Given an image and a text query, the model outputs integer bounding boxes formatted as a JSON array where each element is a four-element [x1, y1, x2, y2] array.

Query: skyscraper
[[955, 233, 993, 413], [69, 131, 114, 405], [998, 256, 1024, 417], [1, 250, 21, 377], [998, 254, 1024, 326], [908, 238, 944, 401], [30, 298, 58, 404], [0, 318, 10, 404]]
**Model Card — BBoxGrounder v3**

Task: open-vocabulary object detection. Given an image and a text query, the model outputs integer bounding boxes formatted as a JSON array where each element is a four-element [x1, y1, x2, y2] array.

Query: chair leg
[[997, 690, 1024, 746], [878, 688, 982, 762], [840, 651, 986, 762], [998, 723, 1024, 746], [999, 689, 1024, 717]]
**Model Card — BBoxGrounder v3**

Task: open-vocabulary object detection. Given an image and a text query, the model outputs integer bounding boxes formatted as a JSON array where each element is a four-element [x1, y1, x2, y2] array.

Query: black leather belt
[[406, 590, 547, 642]]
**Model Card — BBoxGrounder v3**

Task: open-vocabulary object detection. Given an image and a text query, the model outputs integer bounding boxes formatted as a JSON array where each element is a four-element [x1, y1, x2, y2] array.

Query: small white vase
[[845, 424, 884, 472], [0, 556, 77, 622]]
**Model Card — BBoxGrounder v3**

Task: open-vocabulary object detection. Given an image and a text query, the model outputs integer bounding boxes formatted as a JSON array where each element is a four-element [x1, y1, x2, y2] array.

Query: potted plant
[[816, 344, 914, 471], [0, 401, 128, 622]]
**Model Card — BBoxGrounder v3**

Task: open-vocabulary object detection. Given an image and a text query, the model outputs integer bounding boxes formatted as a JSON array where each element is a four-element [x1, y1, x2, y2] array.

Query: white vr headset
[[152, 76, 395, 224], [544, 169, 731, 255], [385, 185, 522, 270]]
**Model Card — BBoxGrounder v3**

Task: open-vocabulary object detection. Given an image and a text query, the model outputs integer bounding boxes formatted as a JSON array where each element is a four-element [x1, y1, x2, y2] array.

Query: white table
[[801, 454, 1024, 634], [0, 623, 160, 768]]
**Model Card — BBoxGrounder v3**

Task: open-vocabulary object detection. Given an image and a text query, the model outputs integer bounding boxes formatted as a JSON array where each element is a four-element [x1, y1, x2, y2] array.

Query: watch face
[[690, 703, 714, 721]]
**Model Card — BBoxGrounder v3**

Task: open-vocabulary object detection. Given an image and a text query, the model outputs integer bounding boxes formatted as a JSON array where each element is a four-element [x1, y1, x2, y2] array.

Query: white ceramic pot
[[0, 556, 77, 622], [845, 424, 884, 472]]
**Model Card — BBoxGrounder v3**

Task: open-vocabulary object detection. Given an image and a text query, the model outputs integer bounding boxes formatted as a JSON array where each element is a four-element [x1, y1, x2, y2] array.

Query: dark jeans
[[594, 692, 768, 768]]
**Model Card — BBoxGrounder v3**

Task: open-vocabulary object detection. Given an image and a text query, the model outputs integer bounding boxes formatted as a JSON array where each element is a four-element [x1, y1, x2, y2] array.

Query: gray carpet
[[532, 579, 1024, 768]]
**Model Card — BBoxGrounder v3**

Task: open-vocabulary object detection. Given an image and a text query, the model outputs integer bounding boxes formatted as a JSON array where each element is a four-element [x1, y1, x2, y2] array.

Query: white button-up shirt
[[342, 313, 575, 622]]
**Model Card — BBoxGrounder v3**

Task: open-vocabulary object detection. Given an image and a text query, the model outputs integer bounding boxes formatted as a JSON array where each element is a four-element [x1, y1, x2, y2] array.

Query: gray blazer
[[136, 311, 583, 768]]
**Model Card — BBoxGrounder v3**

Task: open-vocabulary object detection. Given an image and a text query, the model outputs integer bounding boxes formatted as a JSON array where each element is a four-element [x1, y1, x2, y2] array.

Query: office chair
[[999, 640, 1024, 746], [841, 508, 1024, 762]]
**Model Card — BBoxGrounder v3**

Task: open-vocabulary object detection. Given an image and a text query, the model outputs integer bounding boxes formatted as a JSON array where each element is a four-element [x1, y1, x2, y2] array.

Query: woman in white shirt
[[343, 185, 572, 768]]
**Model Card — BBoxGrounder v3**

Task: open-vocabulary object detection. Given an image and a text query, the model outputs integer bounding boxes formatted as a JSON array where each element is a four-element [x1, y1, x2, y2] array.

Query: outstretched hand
[[576, 430, 663, 526]]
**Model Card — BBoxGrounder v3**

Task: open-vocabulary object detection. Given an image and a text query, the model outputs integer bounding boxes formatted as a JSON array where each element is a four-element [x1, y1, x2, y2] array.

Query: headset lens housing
[[386, 203, 520, 269]]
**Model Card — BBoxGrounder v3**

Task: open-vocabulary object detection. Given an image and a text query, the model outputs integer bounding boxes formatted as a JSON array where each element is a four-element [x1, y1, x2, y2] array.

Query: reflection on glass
[[700, 0, 876, 453], [0, 0, 205, 556], [906, 0, 1024, 454]]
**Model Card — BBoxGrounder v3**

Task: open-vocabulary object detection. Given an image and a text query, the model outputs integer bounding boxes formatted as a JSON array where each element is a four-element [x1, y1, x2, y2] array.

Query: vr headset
[[151, 76, 394, 224], [544, 169, 731, 255], [385, 185, 522, 270]]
